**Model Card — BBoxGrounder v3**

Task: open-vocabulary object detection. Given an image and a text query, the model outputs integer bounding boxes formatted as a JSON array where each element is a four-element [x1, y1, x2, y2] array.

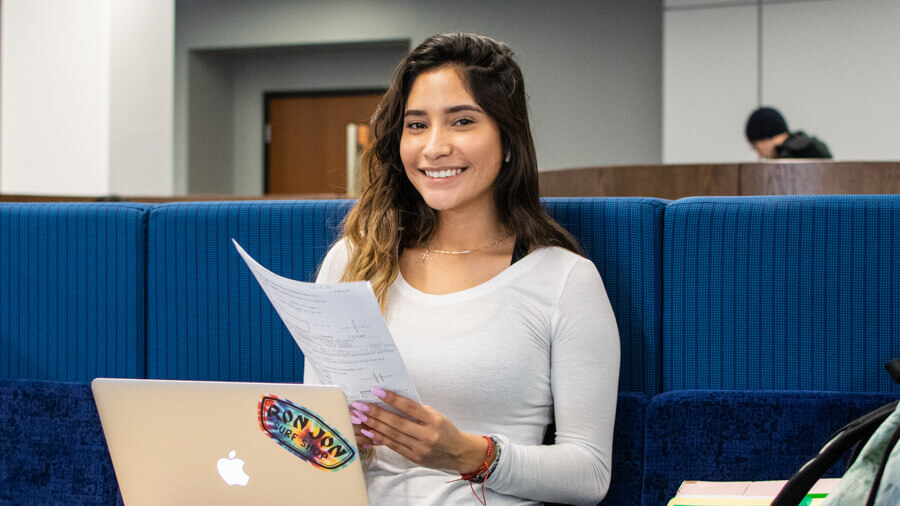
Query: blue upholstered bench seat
[[0, 380, 119, 505], [145, 200, 353, 383], [0, 203, 151, 382], [641, 389, 900, 506], [0, 377, 643, 506], [145, 198, 668, 396], [663, 196, 900, 393], [3, 196, 900, 506], [604, 392, 647, 506], [546, 198, 666, 396]]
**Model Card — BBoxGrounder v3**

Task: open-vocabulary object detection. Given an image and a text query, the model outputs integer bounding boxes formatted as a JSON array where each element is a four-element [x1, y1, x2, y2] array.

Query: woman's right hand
[[350, 408, 374, 448]]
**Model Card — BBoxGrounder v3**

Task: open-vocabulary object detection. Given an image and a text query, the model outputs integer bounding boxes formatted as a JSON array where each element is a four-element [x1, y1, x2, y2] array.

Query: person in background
[[745, 106, 832, 159], [307, 33, 620, 505]]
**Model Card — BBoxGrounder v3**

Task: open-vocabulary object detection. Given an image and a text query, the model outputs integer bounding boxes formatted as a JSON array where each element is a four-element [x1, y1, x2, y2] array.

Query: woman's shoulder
[[317, 237, 352, 283], [531, 245, 598, 276], [525, 246, 605, 299], [508, 246, 600, 295]]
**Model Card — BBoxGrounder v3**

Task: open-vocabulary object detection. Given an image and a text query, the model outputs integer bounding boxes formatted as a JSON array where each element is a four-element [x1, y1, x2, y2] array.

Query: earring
[[504, 151, 511, 163]]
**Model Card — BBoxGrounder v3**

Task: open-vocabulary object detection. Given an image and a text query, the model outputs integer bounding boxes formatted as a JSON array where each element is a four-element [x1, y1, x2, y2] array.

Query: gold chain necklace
[[420, 235, 511, 262]]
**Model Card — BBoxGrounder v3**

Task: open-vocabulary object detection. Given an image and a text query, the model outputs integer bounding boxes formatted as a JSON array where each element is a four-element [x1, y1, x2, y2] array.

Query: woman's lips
[[419, 167, 468, 180]]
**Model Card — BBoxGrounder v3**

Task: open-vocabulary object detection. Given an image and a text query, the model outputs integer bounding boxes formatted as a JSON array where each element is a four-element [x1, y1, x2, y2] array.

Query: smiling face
[[400, 66, 504, 218]]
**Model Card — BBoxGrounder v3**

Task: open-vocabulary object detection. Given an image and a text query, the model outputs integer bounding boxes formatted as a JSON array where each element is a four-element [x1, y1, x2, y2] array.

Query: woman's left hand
[[350, 388, 490, 473]]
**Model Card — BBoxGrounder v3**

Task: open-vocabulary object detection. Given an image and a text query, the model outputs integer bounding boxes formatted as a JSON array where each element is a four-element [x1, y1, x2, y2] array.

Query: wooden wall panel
[[6, 162, 900, 201], [539, 164, 739, 199], [740, 162, 900, 195], [540, 162, 900, 198]]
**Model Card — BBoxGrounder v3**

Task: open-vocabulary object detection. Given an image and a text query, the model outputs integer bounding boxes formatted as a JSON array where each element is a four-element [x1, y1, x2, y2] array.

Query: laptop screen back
[[92, 378, 369, 506]]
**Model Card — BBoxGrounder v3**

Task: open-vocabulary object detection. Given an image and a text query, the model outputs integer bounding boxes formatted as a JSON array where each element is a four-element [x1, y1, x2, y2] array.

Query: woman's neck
[[428, 207, 507, 252]]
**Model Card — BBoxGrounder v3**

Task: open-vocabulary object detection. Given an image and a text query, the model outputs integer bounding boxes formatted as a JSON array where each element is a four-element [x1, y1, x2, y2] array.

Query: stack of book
[[667, 478, 840, 506]]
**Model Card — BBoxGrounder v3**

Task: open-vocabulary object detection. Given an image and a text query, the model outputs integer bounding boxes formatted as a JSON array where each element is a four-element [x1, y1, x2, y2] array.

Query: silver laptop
[[92, 378, 369, 505]]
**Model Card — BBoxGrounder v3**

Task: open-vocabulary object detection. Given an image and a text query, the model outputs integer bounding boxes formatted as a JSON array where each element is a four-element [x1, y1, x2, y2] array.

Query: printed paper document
[[232, 239, 420, 407]]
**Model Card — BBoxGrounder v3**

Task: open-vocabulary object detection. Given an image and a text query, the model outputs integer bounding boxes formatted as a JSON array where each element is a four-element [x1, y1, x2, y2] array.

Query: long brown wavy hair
[[340, 33, 581, 308]]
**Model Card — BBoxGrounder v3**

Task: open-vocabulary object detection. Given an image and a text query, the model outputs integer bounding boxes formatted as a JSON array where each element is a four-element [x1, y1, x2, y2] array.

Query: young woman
[[308, 33, 620, 506]]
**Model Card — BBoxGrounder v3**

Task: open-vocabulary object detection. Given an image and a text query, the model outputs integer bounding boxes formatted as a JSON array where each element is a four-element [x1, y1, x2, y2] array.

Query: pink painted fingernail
[[352, 410, 368, 422], [362, 444, 371, 449], [350, 415, 361, 425], [351, 401, 370, 412], [361, 429, 375, 439], [371, 387, 387, 399]]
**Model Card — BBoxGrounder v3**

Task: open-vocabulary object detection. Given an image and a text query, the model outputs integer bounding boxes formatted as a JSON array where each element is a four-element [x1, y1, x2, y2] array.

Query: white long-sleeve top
[[306, 239, 620, 505]]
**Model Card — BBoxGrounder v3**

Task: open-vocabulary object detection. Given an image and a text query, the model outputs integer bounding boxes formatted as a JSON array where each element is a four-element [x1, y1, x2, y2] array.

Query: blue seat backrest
[[146, 200, 353, 381], [0, 203, 150, 381], [546, 198, 667, 395], [641, 390, 899, 506], [663, 196, 900, 392], [0, 379, 119, 504], [145, 199, 666, 394]]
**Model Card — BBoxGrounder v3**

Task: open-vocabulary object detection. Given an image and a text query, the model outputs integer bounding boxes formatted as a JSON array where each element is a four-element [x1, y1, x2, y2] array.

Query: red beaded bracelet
[[460, 435, 494, 481], [446, 435, 495, 505]]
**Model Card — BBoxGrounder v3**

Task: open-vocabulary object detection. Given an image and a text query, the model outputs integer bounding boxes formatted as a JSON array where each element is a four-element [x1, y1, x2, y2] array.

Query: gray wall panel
[[664, 5, 758, 163], [762, 0, 900, 161], [665, 0, 900, 163]]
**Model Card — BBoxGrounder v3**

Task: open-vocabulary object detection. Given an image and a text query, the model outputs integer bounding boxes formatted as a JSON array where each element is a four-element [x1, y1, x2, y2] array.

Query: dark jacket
[[775, 131, 832, 159]]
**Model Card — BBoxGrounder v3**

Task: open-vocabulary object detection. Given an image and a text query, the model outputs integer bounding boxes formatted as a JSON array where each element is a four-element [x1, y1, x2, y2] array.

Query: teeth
[[424, 168, 463, 178]]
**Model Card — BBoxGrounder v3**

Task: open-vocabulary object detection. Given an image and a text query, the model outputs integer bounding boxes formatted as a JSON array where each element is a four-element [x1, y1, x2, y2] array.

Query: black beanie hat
[[745, 107, 788, 142]]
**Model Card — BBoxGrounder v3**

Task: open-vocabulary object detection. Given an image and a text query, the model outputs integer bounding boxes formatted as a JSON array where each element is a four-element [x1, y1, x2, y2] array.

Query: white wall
[[175, 0, 663, 195], [109, 0, 174, 195], [664, 4, 758, 163], [664, 0, 900, 163], [762, 0, 900, 161], [1, 0, 111, 195], [7, 1, 899, 196], [1, 0, 173, 196]]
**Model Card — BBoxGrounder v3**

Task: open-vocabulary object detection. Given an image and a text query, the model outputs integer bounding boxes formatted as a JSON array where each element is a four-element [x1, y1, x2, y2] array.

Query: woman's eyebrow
[[445, 104, 483, 114], [403, 104, 484, 117]]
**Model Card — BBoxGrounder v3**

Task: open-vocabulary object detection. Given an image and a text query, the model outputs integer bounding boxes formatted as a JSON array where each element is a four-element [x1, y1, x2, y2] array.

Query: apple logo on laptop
[[217, 450, 250, 486]]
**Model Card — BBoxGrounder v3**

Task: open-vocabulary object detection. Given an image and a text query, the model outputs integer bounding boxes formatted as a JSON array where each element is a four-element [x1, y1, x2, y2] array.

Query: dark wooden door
[[266, 92, 382, 195]]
